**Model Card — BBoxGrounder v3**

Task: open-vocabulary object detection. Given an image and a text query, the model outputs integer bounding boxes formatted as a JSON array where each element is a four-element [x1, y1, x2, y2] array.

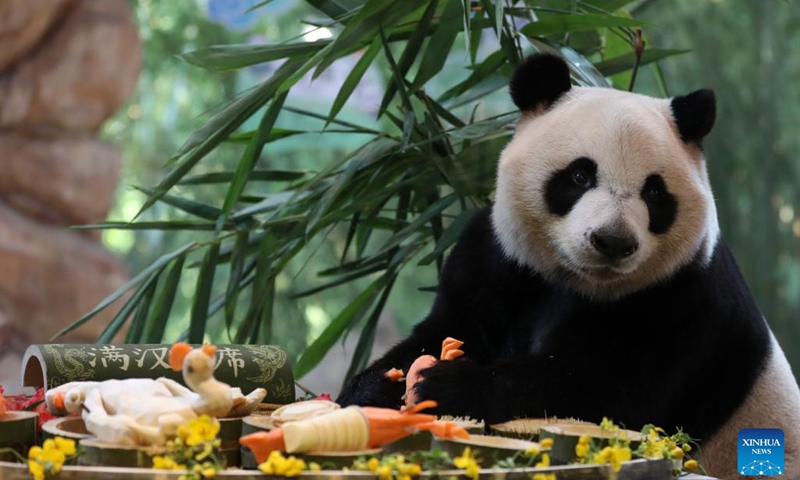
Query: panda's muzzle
[[590, 230, 639, 261]]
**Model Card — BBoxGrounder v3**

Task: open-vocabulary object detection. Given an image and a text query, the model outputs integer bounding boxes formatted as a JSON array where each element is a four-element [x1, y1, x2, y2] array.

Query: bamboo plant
[[56, 0, 683, 382]]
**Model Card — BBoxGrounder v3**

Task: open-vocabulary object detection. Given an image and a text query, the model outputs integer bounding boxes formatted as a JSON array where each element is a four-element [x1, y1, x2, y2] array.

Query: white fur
[[701, 331, 800, 479], [493, 86, 719, 299]]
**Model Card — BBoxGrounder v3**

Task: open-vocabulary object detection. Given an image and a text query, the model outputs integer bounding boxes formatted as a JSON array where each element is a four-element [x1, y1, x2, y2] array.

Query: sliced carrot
[[384, 368, 405, 382]]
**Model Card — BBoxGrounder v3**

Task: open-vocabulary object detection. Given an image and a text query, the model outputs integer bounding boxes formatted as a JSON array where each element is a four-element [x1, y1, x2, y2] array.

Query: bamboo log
[[0, 412, 38, 460], [490, 418, 594, 440], [539, 425, 643, 465]]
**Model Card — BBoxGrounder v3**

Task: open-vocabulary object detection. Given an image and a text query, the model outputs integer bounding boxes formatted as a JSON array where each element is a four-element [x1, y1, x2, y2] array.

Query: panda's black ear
[[509, 53, 572, 112], [671, 88, 716, 144]]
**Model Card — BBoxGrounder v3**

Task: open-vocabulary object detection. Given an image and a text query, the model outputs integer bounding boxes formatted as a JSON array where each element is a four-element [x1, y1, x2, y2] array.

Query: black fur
[[338, 208, 770, 445], [641, 174, 678, 234], [671, 89, 717, 144], [544, 157, 597, 216], [509, 54, 572, 111]]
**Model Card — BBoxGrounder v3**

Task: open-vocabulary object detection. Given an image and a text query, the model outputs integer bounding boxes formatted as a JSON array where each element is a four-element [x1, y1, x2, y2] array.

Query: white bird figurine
[[44, 343, 267, 446]]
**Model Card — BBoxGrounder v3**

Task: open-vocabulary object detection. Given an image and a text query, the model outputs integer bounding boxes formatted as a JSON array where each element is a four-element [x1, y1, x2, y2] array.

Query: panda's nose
[[590, 231, 638, 260]]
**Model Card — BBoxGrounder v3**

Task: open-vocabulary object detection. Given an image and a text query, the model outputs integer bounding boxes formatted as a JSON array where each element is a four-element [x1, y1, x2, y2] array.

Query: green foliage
[[72, 0, 685, 381]]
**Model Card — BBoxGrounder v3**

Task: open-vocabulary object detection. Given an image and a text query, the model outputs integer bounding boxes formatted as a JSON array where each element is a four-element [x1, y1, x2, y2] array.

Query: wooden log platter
[[433, 434, 543, 463], [0, 458, 713, 480], [539, 424, 644, 465], [0, 412, 38, 461], [490, 418, 593, 440]]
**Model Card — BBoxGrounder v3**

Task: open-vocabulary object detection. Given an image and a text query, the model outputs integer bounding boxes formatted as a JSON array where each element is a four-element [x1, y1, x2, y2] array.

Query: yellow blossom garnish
[[454, 447, 481, 480], [309, 462, 321, 472], [591, 445, 632, 472], [684, 459, 699, 472], [524, 445, 541, 457], [179, 415, 221, 447], [534, 453, 550, 468], [575, 435, 591, 459], [259, 451, 307, 477], [599, 417, 618, 431], [539, 438, 553, 449], [27, 437, 77, 480], [532, 474, 556, 480], [152, 455, 187, 470]]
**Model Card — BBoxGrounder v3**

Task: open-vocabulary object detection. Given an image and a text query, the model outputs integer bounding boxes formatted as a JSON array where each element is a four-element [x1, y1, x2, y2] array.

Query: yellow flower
[[54, 437, 76, 457], [535, 453, 550, 468], [152, 455, 186, 470], [532, 474, 556, 480], [377, 465, 392, 480], [368, 457, 380, 471], [599, 417, 618, 431], [28, 460, 45, 480], [670, 446, 685, 459], [539, 438, 553, 449], [309, 462, 321, 472], [525, 445, 541, 457], [682, 444, 692, 453], [575, 435, 591, 459], [684, 459, 699, 472], [591, 445, 631, 472], [181, 415, 221, 447], [454, 447, 481, 480], [202, 467, 217, 478], [258, 451, 307, 477]]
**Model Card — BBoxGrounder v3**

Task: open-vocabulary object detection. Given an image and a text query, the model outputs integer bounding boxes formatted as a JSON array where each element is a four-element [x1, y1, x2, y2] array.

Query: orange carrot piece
[[384, 368, 405, 382]]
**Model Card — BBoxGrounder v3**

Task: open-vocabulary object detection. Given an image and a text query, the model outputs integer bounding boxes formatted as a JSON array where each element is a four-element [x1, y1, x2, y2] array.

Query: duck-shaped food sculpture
[[44, 343, 266, 446], [240, 400, 469, 463]]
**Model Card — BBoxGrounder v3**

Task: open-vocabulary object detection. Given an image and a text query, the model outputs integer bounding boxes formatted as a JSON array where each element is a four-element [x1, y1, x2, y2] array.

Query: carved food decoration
[[43, 343, 266, 446], [239, 400, 470, 463]]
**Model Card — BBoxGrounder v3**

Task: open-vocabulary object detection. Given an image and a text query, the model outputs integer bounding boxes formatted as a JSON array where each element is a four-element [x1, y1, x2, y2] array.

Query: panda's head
[[493, 54, 720, 299]]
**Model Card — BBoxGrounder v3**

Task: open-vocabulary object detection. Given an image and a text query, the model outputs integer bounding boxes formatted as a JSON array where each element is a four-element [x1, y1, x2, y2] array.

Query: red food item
[[315, 393, 332, 401], [1, 386, 59, 428], [404, 338, 464, 406]]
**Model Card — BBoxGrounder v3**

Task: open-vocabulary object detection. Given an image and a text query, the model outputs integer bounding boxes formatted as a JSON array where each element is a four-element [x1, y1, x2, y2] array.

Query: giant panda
[[337, 53, 800, 479]]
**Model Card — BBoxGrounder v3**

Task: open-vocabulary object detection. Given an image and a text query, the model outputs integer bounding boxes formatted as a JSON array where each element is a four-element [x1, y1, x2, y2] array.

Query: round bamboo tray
[[0, 412, 38, 460], [539, 424, 644, 465], [0, 457, 685, 479]]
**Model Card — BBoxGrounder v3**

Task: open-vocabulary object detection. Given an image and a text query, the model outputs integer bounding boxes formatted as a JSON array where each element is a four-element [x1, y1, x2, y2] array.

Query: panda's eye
[[644, 186, 662, 202], [571, 169, 590, 187]]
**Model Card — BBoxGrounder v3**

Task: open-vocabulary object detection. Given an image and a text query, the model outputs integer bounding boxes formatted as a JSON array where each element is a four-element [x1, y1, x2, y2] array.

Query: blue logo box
[[738, 428, 784, 476]]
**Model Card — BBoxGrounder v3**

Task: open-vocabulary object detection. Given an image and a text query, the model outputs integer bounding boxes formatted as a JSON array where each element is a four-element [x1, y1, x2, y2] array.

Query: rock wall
[[0, 0, 141, 389]]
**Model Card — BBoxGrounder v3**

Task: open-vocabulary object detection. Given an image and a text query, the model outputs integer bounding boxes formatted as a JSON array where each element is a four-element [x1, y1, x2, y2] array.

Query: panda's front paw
[[337, 369, 404, 408], [414, 358, 491, 420]]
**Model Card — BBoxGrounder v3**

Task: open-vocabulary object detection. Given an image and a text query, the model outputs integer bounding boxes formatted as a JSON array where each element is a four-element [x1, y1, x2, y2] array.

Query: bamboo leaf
[[225, 231, 250, 335], [594, 48, 690, 76], [410, 0, 463, 92], [439, 50, 506, 102], [343, 274, 396, 382], [179, 169, 307, 185], [327, 38, 382, 124], [96, 271, 162, 344], [134, 187, 224, 221], [125, 280, 157, 344], [520, 13, 650, 38], [51, 243, 197, 340], [188, 243, 221, 343], [375, 194, 457, 255], [137, 55, 309, 217], [219, 92, 288, 231], [378, 0, 439, 117], [179, 42, 330, 71], [294, 275, 387, 378], [143, 255, 187, 344], [72, 221, 220, 231], [314, 0, 429, 78], [418, 207, 480, 265]]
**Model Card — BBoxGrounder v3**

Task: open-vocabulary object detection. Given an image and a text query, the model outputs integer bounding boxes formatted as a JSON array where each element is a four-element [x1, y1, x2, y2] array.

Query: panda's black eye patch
[[545, 157, 597, 216], [641, 174, 677, 234]]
